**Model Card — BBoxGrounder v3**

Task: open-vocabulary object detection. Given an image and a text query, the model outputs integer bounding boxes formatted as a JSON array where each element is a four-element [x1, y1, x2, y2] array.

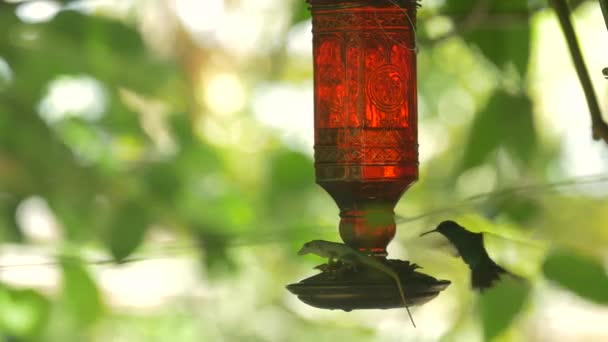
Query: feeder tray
[[287, 259, 450, 311]]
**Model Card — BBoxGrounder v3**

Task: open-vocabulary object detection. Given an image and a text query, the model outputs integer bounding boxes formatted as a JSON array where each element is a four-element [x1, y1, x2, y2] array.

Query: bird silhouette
[[421, 220, 516, 291]]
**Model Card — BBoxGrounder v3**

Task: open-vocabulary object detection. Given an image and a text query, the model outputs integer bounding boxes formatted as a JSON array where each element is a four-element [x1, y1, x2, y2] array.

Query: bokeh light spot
[[16, 0, 61, 23], [204, 73, 245, 115], [38, 75, 107, 123]]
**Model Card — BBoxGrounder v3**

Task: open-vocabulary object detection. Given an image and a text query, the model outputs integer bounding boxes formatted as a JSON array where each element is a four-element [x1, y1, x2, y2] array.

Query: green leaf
[[1, 10, 174, 98], [543, 250, 608, 304], [196, 231, 236, 276], [442, 0, 476, 14], [503, 97, 536, 166], [291, 0, 311, 25], [465, 25, 531, 75], [442, 0, 531, 75], [459, 109, 501, 172], [108, 200, 150, 262], [268, 150, 313, 194], [459, 90, 536, 172], [170, 114, 224, 174], [60, 259, 104, 326], [143, 162, 181, 204], [49, 188, 103, 242], [479, 277, 530, 341], [0, 285, 50, 338], [482, 194, 541, 224], [0, 197, 24, 242]]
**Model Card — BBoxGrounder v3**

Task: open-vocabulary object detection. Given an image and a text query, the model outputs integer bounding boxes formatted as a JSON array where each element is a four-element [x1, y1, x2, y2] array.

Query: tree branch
[[550, 0, 608, 144], [599, 0, 608, 31], [599, 0, 608, 78]]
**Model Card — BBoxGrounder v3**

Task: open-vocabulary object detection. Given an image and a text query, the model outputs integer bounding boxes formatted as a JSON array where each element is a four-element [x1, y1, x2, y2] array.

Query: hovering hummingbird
[[421, 220, 516, 291]]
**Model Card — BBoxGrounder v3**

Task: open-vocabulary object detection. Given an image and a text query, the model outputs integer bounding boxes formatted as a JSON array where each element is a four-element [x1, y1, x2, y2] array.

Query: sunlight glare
[[38, 75, 107, 123], [204, 73, 246, 115], [16, 196, 61, 243], [216, 11, 265, 56], [419, 121, 449, 163], [16, 0, 61, 23], [174, 0, 224, 33], [0, 245, 60, 291], [287, 20, 313, 57], [252, 82, 314, 154]]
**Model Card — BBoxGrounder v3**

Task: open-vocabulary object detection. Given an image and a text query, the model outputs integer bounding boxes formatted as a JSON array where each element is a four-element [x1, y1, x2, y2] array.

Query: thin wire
[[0, 241, 206, 269], [1, 173, 608, 269], [0, 256, 145, 269], [373, 0, 419, 52], [389, 0, 419, 52], [395, 173, 608, 224]]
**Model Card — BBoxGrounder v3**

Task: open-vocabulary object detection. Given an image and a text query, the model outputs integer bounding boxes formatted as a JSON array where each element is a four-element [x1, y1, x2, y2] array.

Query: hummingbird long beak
[[420, 229, 437, 237]]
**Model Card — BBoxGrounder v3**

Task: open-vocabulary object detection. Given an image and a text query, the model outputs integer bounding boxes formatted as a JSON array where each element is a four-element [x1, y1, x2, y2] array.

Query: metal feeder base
[[286, 259, 450, 311]]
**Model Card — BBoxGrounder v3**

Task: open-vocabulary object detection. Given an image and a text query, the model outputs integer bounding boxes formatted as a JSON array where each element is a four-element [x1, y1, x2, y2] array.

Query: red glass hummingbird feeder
[[312, 0, 418, 255], [288, 0, 450, 311]]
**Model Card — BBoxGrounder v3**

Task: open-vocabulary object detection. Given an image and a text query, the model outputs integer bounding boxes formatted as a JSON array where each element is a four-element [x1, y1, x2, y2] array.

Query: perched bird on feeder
[[297, 240, 416, 327], [420, 220, 518, 291]]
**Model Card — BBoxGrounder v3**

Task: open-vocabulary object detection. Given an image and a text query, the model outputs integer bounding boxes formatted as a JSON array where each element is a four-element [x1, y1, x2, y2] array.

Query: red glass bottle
[[309, 0, 419, 255]]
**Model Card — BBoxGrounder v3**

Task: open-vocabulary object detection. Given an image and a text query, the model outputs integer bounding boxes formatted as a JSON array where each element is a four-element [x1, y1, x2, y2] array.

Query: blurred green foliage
[[59, 258, 104, 327], [543, 249, 608, 305], [479, 277, 530, 341], [459, 90, 536, 173], [0, 0, 607, 341], [0, 285, 50, 340]]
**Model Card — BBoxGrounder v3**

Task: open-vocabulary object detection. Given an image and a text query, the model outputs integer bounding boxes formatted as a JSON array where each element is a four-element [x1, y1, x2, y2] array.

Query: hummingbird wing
[[472, 260, 525, 291], [472, 260, 508, 291], [426, 236, 462, 257]]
